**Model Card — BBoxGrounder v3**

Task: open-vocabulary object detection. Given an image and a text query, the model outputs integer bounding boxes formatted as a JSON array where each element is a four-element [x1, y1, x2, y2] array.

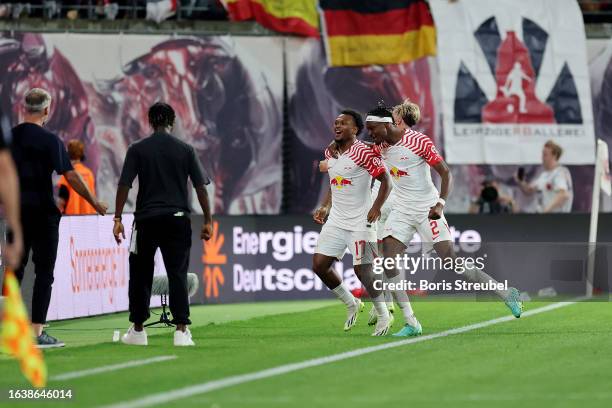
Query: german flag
[[222, 0, 319, 37], [320, 0, 436, 67]]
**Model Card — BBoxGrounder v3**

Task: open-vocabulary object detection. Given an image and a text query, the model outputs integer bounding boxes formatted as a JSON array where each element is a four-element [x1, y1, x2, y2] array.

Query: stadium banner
[[429, 0, 596, 164], [0, 32, 283, 215], [191, 216, 359, 304], [193, 214, 612, 305], [285, 37, 440, 214], [14, 213, 609, 321], [46, 215, 166, 321]]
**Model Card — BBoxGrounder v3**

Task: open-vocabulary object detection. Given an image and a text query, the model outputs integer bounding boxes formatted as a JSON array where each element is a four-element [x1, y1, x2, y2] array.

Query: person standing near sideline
[[113, 102, 212, 347], [11, 88, 107, 348], [57, 139, 97, 215]]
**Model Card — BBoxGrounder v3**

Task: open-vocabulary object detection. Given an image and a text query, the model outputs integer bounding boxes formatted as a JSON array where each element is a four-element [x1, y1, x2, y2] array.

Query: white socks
[[372, 294, 390, 320], [332, 282, 357, 309], [384, 274, 418, 326]]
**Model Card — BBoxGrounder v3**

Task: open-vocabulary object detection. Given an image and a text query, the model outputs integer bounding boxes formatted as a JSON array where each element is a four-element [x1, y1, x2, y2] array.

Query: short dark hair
[[366, 102, 393, 122], [340, 109, 363, 134], [148, 102, 175, 129]]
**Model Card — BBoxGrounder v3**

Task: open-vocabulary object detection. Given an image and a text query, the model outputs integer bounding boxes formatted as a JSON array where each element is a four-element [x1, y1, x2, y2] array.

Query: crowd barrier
[[14, 214, 610, 321]]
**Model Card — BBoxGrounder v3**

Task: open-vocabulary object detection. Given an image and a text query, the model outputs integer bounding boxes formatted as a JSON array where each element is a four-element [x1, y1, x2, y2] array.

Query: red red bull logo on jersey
[[330, 176, 352, 189], [390, 167, 409, 179]]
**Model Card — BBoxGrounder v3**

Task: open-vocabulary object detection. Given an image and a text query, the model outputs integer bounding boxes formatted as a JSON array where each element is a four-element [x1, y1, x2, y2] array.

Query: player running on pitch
[[365, 101, 523, 337], [313, 110, 395, 336]]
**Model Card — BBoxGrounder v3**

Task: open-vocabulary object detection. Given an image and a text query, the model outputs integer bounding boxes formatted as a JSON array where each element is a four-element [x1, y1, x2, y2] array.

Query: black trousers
[[128, 215, 192, 325], [15, 210, 61, 325]]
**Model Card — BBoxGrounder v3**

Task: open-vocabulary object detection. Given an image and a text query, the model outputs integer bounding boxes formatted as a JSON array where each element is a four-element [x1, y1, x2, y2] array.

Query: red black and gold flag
[[319, 0, 436, 67], [222, 0, 319, 37]]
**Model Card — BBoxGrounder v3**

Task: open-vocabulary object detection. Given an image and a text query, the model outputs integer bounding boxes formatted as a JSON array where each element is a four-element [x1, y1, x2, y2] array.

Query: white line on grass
[[102, 300, 583, 408], [52, 355, 178, 381]]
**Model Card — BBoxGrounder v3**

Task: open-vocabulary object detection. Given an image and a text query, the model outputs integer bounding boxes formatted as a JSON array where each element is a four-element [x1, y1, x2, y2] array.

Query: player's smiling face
[[333, 114, 357, 142], [366, 122, 387, 145]]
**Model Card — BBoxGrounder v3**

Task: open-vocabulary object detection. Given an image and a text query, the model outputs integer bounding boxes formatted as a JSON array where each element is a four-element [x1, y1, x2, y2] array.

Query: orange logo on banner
[[202, 221, 226, 298]]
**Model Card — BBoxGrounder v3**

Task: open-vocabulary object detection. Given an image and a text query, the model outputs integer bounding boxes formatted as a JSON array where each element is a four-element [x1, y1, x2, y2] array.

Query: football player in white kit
[[312, 110, 395, 336], [365, 102, 523, 337]]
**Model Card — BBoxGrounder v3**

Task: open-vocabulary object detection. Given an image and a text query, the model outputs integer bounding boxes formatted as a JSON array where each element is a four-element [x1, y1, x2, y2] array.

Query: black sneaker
[[36, 331, 65, 349]]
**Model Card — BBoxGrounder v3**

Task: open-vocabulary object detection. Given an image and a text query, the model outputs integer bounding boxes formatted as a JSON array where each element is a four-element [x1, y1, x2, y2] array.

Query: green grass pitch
[[1, 299, 611, 407]]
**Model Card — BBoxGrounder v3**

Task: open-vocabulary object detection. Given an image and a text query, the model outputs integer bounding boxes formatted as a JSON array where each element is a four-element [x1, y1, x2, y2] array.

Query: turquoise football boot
[[392, 321, 423, 337], [505, 287, 523, 318]]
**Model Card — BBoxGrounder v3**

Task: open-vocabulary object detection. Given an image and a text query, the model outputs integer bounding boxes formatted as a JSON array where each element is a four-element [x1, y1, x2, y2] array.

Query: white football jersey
[[533, 166, 573, 213], [325, 140, 386, 231], [374, 129, 443, 215]]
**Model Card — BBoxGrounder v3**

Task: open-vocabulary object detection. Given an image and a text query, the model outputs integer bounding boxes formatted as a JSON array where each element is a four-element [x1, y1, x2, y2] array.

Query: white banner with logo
[[47, 215, 165, 321], [430, 0, 595, 164]]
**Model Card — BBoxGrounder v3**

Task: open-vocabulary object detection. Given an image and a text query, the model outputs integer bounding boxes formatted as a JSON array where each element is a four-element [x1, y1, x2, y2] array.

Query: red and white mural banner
[[430, 0, 595, 164]]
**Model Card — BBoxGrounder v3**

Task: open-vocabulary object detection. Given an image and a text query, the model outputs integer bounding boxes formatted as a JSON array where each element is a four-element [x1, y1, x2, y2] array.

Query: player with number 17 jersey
[[312, 110, 394, 337]]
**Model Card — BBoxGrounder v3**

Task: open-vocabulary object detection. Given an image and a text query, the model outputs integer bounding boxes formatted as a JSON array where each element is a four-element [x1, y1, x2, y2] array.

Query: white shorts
[[315, 224, 378, 266], [382, 209, 452, 252]]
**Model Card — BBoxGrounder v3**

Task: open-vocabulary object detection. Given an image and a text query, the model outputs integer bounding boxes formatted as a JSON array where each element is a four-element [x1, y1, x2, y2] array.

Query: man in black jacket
[[113, 102, 212, 347]]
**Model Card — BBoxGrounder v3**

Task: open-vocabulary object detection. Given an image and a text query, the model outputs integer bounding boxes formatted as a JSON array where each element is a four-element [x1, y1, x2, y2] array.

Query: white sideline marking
[[52, 355, 177, 381], [102, 300, 582, 408]]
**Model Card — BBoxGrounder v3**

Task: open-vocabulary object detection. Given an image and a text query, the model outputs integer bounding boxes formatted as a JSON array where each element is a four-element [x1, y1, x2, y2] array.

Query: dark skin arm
[[113, 185, 130, 244], [429, 160, 452, 220], [368, 171, 391, 223], [313, 186, 332, 224], [195, 185, 213, 240]]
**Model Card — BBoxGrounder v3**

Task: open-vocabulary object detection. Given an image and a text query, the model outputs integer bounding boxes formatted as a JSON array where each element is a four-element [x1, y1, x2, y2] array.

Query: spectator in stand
[[57, 139, 97, 215], [516, 140, 573, 213]]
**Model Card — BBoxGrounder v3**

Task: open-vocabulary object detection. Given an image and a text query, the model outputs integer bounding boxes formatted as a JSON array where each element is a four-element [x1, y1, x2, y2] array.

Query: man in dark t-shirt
[[113, 102, 212, 347], [11, 88, 108, 348]]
